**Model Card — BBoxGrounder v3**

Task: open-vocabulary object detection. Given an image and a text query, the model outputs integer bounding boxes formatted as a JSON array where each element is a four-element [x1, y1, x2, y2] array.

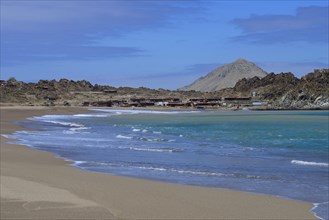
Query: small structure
[[252, 101, 268, 106], [223, 97, 251, 101], [63, 101, 70, 106], [103, 90, 117, 94], [82, 101, 90, 106], [190, 98, 206, 102], [155, 101, 168, 107], [90, 101, 112, 107], [167, 102, 190, 107], [205, 98, 222, 102]]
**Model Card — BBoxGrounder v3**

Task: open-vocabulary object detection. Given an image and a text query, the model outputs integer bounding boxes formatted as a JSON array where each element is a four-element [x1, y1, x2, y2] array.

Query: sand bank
[[0, 106, 316, 219]]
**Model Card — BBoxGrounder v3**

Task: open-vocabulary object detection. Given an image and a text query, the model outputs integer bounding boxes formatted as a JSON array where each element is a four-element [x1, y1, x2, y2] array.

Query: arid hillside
[[180, 58, 267, 92]]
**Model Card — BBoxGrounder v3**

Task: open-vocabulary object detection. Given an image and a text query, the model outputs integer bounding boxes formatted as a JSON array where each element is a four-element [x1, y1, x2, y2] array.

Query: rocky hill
[[180, 58, 268, 92], [215, 69, 329, 109], [0, 69, 328, 110], [0, 78, 204, 106]]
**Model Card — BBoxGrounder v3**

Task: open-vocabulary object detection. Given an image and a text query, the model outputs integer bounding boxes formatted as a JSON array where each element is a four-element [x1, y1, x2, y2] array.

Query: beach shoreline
[[0, 106, 317, 219]]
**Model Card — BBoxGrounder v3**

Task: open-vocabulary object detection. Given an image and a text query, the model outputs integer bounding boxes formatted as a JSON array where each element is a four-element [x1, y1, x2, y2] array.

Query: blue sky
[[1, 0, 328, 89]]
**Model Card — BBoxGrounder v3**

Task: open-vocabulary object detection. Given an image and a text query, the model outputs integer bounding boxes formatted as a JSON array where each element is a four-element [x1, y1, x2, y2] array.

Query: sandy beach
[[0, 106, 317, 219]]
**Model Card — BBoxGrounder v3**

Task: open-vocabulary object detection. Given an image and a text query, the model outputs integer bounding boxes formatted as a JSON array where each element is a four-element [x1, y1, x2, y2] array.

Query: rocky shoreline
[[1, 69, 328, 110]]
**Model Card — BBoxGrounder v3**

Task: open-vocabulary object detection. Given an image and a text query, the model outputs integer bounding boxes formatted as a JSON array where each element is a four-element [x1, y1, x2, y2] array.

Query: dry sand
[[0, 106, 317, 219]]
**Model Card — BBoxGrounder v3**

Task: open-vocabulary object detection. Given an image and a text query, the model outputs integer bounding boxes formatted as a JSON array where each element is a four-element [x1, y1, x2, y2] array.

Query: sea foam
[[116, 134, 133, 139], [42, 120, 83, 127], [90, 108, 199, 115], [291, 160, 329, 167], [73, 114, 108, 118], [128, 147, 180, 153], [73, 161, 263, 180], [136, 137, 174, 142]]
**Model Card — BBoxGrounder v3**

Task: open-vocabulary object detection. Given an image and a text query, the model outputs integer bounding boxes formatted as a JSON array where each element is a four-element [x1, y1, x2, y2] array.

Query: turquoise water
[[7, 109, 329, 219]]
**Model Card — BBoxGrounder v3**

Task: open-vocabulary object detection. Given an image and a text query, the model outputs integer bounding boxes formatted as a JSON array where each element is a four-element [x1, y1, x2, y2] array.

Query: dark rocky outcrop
[[226, 69, 329, 109]]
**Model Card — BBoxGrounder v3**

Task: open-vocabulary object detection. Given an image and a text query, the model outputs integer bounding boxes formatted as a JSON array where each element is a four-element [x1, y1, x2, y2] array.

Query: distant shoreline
[[1, 102, 328, 111]]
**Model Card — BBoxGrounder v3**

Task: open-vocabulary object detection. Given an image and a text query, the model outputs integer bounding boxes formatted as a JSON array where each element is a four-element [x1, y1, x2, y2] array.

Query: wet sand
[[0, 106, 317, 219]]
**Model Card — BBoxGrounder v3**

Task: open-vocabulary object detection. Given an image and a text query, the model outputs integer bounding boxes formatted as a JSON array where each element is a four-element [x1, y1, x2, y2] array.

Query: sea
[[5, 109, 329, 219]]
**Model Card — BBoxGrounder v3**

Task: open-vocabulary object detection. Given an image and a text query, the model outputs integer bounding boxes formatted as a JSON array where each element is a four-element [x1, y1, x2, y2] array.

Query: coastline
[[0, 106, 317, 219]]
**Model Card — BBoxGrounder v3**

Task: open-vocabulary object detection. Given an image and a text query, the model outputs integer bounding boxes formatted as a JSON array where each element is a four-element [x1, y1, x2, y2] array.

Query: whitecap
[[69, 126, 90, 131], [28, 115, 73, 121], [90, 109, 200, 115], [128, 166, 233, 178], [137, 137, 173, 142], [170, 169, 228, 177], [291, 160, 329, 167], [129, 147, 180, 153], [72, 161, 263, 180], [73, 114, 108, 118], [64, 126, 91, 134], [43, 120, 83, 127], [73, 160, 87, 165], [116, 134, 133, 139]]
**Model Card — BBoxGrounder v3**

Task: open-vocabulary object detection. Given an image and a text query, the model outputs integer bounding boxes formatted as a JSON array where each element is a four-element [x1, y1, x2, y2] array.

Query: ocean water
[[6, 109, 329, 219]]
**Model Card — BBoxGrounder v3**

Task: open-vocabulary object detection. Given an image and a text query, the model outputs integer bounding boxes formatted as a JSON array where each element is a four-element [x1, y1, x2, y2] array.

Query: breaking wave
[[39, 120, 83, 128], [30, 117, 91, 135], [90, 109, 199, 115], [128, 147, 180, 153], [291, 160, 329, 167], [73, 161, 264, 180], [136, 137, 174, 142], [116, 134, 174, 142], [116, 134, 133, 139], [73, 114, 108, 118]]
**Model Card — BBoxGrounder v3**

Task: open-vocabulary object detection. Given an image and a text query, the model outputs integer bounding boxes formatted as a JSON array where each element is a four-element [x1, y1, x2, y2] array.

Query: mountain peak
[[180, 58, 267, 92], [234, 58, 249, 63]]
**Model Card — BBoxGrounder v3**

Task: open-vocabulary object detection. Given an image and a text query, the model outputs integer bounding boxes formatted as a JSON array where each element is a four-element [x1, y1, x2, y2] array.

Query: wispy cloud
[[231, 6, 328, 44], [3, 45, 145, 67], [1, 1, 201, 33], [0, 1, 205, 66]]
